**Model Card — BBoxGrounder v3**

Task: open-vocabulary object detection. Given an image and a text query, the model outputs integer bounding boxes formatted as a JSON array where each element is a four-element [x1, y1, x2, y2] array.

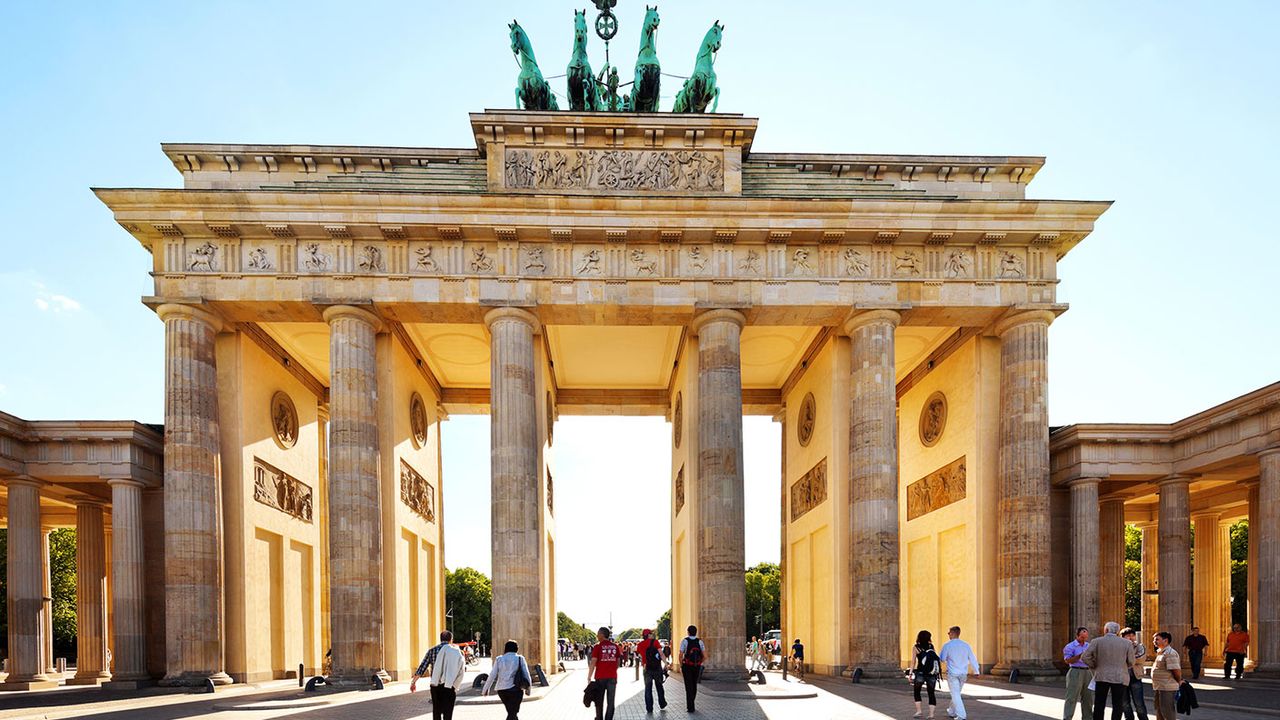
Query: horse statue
[[627, 5, 662, 112], [567, 10, 601, 111], [672, 20, 723, 114], [510, 20, 559, 111]]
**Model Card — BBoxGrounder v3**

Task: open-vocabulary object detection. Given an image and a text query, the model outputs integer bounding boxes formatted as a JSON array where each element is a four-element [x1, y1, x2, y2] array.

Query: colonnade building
[[0, 110, 1273, 686]]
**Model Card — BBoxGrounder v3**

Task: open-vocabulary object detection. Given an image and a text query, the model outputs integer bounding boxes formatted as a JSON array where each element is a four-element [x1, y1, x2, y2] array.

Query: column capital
[[322, 304, 383, 332], [1155, 473, 1196, 488], [1065, 476, 1102, 489], [483, 306, 541, 334], [841, 308, 901, 336], [1190, 509, 1223, 522], [690, 308, 746, 334], [1257, 445, 1280, 460], [70, 495, 107, 509], [155, 303, 223, 333], [106, 477, 146, 490], [3, 474, 44, 490], [993, 308, 1057, 337]]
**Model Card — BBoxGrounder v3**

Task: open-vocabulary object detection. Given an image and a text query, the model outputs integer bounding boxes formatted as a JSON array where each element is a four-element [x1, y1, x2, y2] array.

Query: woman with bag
[[911, 630, 942, 719], [482, 640, 532, 720]]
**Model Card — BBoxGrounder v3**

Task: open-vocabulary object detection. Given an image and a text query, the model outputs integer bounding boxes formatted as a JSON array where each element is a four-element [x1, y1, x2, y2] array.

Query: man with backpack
[[679, 625, 706, 713], [637, 629, 668, 713]]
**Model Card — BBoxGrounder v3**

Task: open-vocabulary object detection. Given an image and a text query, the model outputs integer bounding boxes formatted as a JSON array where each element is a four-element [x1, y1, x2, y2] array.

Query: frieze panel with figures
[[789, 458, 827, 522], [504, 148, 724, 193], [906, 456, 967, 521], [253, 457, 313, 522], [400, 459, 436, 523]]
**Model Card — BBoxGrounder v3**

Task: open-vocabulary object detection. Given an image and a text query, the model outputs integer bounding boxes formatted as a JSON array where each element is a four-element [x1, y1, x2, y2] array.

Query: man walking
[[409, 631, 451, 692], [1223, 623, 1249, 679], [417, 632, 465, 720], [1120, 627, 1148, 720], [679, 625, 706, 713], [938, 626, 979, 720], [1181, 627, 1208, 679], [1063, 627, 1094, 720], [588, 627, 621, 720], [637, 629, 668, 713], [1083, 621, 1136, 720]]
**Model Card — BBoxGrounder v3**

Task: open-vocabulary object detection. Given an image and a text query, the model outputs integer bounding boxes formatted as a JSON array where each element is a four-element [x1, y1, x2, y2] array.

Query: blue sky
[[1, 2, 1276, 630]]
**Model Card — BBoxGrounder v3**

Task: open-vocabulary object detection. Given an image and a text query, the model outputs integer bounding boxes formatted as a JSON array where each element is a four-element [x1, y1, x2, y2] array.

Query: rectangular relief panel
[[503, 148, 725, 194], [253, 457, 314, 522], [906, 455, 966, 521], [400, 459, 436, 523], [790, 458, 828, 522]]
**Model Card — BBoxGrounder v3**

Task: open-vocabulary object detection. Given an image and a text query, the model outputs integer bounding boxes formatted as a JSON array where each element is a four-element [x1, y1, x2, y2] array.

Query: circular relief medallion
[[797, 392, 816, 447], [673, 392, 683, 450], [919, 391, 948, 448], [270, 391, 298, 449], [409, 392, 428, 449], [546, 391, 555, 446]]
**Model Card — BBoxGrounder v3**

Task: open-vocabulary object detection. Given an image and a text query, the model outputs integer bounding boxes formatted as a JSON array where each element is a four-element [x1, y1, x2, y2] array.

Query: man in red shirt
[[636, 628, 668, 713], [588, 627, 620, 720]]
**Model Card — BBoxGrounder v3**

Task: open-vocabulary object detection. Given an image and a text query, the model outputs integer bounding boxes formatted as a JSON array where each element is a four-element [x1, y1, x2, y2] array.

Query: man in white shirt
[[422, 632, 466, 720], [937, 626, 980, 720]]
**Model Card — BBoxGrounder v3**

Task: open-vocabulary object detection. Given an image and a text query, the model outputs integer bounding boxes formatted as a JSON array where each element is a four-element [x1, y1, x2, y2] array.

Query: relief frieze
[[400, 459, 436, 523], [253, 457, 313, 522], [906, 455, 967, 521], [504, 148, 724, 193], [790, 458, 827, 522]]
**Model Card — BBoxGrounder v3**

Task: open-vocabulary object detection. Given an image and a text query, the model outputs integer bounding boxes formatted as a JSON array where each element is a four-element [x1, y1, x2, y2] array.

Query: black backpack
[[683, 638, 704, 665], [645, 640, 664, 671], [915, 647, 940, 678]]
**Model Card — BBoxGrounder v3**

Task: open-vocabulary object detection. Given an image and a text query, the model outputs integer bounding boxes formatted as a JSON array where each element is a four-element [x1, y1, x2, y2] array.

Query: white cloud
[[34, 298, 49, 311], [31, 283, 81, 313], [50, 294, 81, 311]]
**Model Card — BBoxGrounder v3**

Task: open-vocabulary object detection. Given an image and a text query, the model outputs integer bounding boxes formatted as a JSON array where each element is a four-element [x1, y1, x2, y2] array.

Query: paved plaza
[[3, 660, 1278, 720]]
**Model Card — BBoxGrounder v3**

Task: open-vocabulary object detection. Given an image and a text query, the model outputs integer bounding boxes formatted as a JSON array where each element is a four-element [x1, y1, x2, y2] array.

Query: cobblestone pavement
[[3, 662, 1279, 719]]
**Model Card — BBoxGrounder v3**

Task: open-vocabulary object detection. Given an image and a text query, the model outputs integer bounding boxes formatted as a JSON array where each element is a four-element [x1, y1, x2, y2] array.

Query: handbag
[[514, 656, 531, 691]]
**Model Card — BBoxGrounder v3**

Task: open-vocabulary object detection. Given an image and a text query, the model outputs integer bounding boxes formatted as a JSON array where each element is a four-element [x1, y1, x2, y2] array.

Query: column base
[[67, 674, 111, 686], [102, 678, 155, 691], [0, 679, 59, 691], [324, 669, 391, 688], [159, 670, 234, 687], [989, 661, 1063, 682], [841, 663, 905, 682]]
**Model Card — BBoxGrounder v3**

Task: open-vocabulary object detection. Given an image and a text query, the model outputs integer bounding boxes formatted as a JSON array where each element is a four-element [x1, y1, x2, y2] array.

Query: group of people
[[410, 630, 532, 720], [1180, 624, 1250, 680], [585, 624, 708, 719], [1063, 622, 1196, 720]]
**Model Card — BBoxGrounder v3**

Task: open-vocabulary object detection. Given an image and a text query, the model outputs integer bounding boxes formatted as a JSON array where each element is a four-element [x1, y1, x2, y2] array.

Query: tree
[[445, 567, 491, 646], [1124, 524, 1142, 631], [655, 609, 671, 641], [1229, 520, 1248, 627], [745, 562, 780, 638], [557, 611, 595, 644], [619, 628, 644, 641], [0, 529, 78, 661]]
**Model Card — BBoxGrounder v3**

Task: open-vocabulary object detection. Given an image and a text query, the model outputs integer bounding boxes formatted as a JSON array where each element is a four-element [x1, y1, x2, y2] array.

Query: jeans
[[1224, 652, 1245, 678], [1123, 670, 1148, 720], [1092, 680, 1127, 720], [1187, 649, 1203, 678], [1064, 667, 1094, 720], [593, 677, 617, 720], [913, 675, 937, 705], [946, 674, 967, 719], [497, 688, 523, 720], [643, 669, 667, 711], [681, 664, 701, 711], [429, 685, 457, 720]]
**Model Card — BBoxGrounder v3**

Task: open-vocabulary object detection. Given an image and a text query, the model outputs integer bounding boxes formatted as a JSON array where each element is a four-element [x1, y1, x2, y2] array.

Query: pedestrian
[[679, 624, 706, 713], [409, 631, 451, 692], [1063, 626, 1094, 720], [790, 637, 805, 679], [911, 630, 941, 719], [1223, 623, 1249, 679], [1149, 632, 1182, 720], [748, 636, 760, 671], [1083, 621, 1136, 720], [1119, 627, 1148, 720], [637, 628, 668, 713], [417, 631, 465, 720], [757, 637, 770, 671], [482, 640, 531, 720], [1180, 627, 1208, 679], [588, 626, 620, 720], [938, 626, 979, 720]]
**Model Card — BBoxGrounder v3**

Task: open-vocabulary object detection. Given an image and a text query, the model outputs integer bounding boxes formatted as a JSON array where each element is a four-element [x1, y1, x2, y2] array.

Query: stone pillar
[[70, 499, 111, 684], [1138, 521, 1159, 649], [692, 309, 747, 680], [992, 310, 1057, 676], [1, 476, 56, 690], [323, 305, 388, 684], [1099, 498, 1127, 627], [156, 303, 231, 686], [842, 309, 901, 677], [486, 307, 544, 669], [1157, 476, 1193, 648], [1256, 447, 1280, 675], [1247, 481, 1259, 665], [1193, 511, 1226, 661], [1068, 478, 1101, 634], [106, 479, 149, 685], [41, 528, 56, 677]]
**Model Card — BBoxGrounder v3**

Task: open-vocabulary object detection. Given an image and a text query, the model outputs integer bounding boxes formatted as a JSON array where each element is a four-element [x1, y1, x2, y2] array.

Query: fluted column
[[486, 308, 544, 668], [1, 476, 55, 690], [1157, 475, 1193, 648], [1246, 480, 1259, 665], [1193, 511, 1226, 661], [1068, 478, 1101, 633], [1138, 520, 1159, 649], [1099, 498, 1127, 626], [156, 303, 231, 686], [323, 305, 387, 684], [1256, 447, 1280, 674], [41, 528, 56, 677], [71, 499, 111, 684], [691, 309, 747, 680], [107, 479, 149, 683], [993, 310, 1056, 676]]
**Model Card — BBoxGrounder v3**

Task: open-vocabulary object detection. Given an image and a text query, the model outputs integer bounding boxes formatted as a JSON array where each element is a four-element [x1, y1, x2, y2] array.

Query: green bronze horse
[[510, 20, 558, 111], [567, 10, 601, 111], [672, 20, 723, 114], [627, 5, 662, 112]]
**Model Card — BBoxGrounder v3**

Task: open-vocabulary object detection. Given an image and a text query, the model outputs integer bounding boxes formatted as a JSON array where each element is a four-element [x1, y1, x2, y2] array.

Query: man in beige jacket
[[1083, 621, 1136, 720]]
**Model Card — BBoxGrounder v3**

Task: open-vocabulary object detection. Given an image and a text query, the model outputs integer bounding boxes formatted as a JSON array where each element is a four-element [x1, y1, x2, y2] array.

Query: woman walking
[[912, 630, 942, 719], [482, 640, 532, 720]]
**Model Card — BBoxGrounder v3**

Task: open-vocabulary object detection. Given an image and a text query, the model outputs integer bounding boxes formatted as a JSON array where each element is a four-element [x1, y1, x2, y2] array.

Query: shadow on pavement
[[810, 677, 1052, 720]]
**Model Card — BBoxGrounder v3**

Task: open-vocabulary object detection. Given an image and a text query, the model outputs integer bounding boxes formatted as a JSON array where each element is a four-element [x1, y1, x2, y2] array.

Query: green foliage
[[655, 608, 671, 641], [0, 529, 78, 660], [445, 567, 491, 646], [1230, 520, 1249, 627], [745, 562, 780, 638], [1124, 524, 1142, 563], [557, 611, 596, 645], [618, 628, 644, 641], [1124, 525, 1142, 631]]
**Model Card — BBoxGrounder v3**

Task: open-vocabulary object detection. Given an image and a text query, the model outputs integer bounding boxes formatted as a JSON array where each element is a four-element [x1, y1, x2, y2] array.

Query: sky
[[1, 2, 1277, 631]]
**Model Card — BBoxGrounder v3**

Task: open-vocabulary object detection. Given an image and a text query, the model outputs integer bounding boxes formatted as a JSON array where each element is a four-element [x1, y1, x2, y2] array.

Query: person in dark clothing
[[911, 630, 941, 719], [1181, 628, 1209, 679], [679, 625, 706, 713], [637, 629, 668, 713]]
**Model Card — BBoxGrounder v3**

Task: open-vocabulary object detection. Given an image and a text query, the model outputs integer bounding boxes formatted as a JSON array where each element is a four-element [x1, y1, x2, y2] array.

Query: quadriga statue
[[672, 20, 723, 113], [510, 20, 559, 111]]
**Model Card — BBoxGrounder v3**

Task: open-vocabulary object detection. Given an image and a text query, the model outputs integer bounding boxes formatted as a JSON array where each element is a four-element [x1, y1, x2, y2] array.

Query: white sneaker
[[946, 709, 956, 718]]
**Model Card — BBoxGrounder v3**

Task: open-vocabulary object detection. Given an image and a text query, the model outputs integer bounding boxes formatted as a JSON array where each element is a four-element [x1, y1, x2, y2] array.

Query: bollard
[[305, 676, 326, 692], [1008, 668, 1020, 684], [473, 673, 489, 689], [782, 656, 788, 681], [298, 664, 304, 687], [203, 678, 216, 694], [371, 674, 384, 690], [532, 663, 549, 687], [851, 667, 863, 684]]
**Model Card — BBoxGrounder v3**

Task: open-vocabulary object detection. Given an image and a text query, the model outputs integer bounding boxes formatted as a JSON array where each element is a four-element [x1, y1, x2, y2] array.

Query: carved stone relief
[[247, 246, 273, 271], [546, 390, 554, 446], [906, 455, 966, 521], [945, 250, 971, 278], [686, 247, 707, 274], [675, 465, 685, 514], [525, 246, 546, 273], [844, 248, 869, 276], [400, 459, 436, 523], [188, 242, 218, 272], [504, 148, 724, 192], [547, 469, 554, 514], [270, 391, 298, 449], [357, 245, 384, 272], [302, 243, 332, 272], [576, 249, 602, 275], [790, 458, 827, 522], [999, 251, 1025, 278], [740, 249, 762, 275], [919, 391, 947, 448], [895, 251, 921, 276], [797, 392, 816, 447], [410, 392, 428, 449], [415, 245, 438, 272], [470, 246, 494, 272], [673, 392, 683, 449], [253, 457, 313, 522], [630, 249, 656, 275], [791, 248, 814, 275]]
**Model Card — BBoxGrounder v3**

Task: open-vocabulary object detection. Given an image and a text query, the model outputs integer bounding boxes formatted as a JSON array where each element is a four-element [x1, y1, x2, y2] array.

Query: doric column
[[691, 309, 747, 680], [107, 478, 149, 684], [1157, 475, 1193, 648], [1068, 478, 1101, 633], [1099, 497, 1127, 626], [1246, 480, 1259, 665], [323, 304, 388, 684], [993, 309, 1057, 676], [71, 499, 111, 684], [1256, 447, 1280, 674], [486, 308, 544, 668], [842, 309, 901, 676], [156, 303, 231, 686], [1, 476, 55, 690], [1193, 510, 1226, 661], [1138, 520, 1159, 650], [41, 528, 56, 677]]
